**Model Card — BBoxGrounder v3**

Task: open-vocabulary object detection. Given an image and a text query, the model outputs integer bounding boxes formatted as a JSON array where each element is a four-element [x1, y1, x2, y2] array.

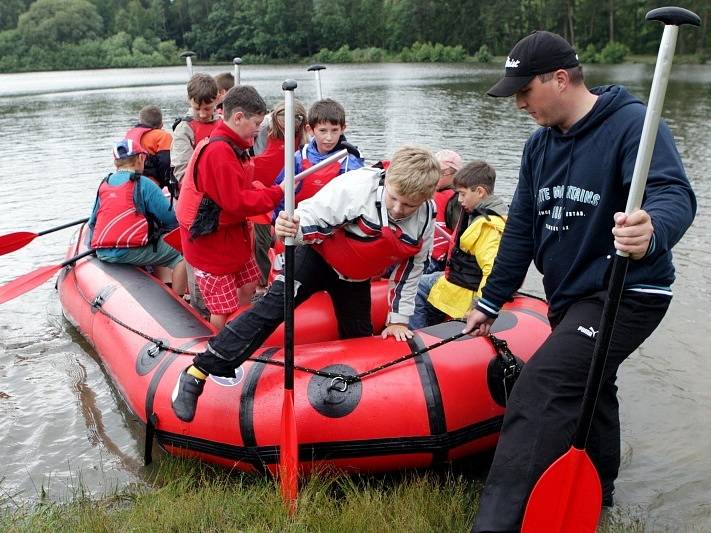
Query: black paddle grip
[[646, 6, 701, 26], [282, 79, 297, 91]]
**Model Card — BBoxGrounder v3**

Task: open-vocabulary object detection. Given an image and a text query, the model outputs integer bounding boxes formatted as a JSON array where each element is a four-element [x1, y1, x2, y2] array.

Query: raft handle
[[147, 341, 165, 358], [91, 294, 105, 309], [328, 376, 348, 393]]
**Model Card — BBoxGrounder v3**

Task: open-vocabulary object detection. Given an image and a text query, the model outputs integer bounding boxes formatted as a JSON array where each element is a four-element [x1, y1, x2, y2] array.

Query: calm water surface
[[0, 62, 709, 530]]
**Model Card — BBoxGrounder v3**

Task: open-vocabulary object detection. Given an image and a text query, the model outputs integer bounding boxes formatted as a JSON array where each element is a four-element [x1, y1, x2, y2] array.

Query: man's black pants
[[194, 246, 373, 377], [472, 291, 670, 532]]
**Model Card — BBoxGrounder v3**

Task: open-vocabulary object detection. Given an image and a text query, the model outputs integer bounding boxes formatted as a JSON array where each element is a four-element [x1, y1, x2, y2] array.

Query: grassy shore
[[0, 456, 645, 532]]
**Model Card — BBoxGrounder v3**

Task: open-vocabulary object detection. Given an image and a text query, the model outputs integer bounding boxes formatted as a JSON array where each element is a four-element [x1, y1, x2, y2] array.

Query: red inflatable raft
[[57, 227, 550, 474]]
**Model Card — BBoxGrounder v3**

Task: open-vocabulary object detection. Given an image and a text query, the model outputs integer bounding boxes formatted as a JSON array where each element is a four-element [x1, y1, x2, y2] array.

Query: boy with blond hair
[[172, 146, 441, 422]]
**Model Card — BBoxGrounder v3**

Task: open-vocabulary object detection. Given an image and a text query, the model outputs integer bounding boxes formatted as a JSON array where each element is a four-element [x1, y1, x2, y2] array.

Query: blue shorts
[[96, 236, 182, 268]]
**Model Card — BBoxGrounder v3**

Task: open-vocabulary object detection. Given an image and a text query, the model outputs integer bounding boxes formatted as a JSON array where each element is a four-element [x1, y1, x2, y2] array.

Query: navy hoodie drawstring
[[557, 136, 577, 239]]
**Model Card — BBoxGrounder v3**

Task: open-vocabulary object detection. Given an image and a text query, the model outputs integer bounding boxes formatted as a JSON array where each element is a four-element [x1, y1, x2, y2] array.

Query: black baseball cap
[[487, 31, 580, 97]]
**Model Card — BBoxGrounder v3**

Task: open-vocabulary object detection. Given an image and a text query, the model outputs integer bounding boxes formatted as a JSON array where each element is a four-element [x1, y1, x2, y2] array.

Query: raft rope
[[67, 232, 517, 385]]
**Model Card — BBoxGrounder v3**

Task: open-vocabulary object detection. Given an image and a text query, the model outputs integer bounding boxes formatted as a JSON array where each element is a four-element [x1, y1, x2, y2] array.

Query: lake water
[[0, 62, 709, 530]]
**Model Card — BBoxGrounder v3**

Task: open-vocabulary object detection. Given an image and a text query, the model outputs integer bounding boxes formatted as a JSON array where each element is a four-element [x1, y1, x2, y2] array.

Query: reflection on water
[[0, 63, 710, 528]]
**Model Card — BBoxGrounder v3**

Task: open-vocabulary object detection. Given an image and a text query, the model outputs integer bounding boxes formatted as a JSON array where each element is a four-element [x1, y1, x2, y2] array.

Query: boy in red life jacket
[[429, 149, 463, 272], [125, 105, 173, 193], [172, 146, 440, 422], [171, 73, 220, 185], [410, 161, 507, 329], [175, 85, 287, 331], [88, 139, 187, 294], [273, 98, 364, 213], [214, 72, 235, 119], [250, 100, 309, 290]]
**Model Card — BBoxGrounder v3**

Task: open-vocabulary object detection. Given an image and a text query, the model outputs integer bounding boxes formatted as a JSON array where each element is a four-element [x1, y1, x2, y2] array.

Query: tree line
[[0, 0, 707, 73]]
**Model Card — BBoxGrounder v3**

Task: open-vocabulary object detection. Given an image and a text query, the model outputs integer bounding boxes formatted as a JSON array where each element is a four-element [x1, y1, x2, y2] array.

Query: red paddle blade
[[0, 264, 62, 304], [0, 232, 36, 256], [163, 228, 182, 253], [522, 447, 602, 533], [278, 389, 298, 515]]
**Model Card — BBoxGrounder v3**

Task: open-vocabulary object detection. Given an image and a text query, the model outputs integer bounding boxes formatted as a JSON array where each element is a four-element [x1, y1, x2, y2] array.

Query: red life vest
[[90, 173, 151, 249], [188, 119, 219, 147], [313, 194, 428, 280], [431, 189, 456, 261], [125, 125, 152, 153], [295, 146, 343, 204], [252, 137, 285, 187], [176, 136, 248, 237]]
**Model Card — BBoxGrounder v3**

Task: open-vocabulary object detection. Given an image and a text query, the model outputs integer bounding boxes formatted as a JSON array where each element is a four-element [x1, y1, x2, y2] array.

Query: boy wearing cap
[[88, 139, 187, 294], [464, 31, 696, 531]]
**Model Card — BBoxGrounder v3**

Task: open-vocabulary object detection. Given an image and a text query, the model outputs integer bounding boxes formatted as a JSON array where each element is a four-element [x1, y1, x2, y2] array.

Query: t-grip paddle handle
[[233, 57, 242, 85], [646, 6, 702, 26], [180, 50, 196, 78], [280, 78, 299, 514], [282, 79, 298, 248], [622, 6, 701, 235], [307, 64, 326, 100]]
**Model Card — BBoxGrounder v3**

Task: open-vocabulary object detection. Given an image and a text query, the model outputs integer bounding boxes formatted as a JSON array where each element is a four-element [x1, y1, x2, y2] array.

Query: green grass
[[0, 457, 645, 532]]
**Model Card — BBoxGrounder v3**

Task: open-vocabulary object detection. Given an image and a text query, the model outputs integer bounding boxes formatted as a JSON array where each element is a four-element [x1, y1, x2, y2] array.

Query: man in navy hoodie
[[465, 31, 696, 532]]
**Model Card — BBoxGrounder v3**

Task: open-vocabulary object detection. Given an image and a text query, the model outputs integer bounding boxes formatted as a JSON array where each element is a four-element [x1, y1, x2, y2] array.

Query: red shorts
[[193, 258, 260, 315]]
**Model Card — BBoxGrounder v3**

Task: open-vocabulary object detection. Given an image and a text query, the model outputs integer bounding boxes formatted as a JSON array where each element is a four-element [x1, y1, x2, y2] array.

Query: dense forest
[[0, 0, 707, 72]]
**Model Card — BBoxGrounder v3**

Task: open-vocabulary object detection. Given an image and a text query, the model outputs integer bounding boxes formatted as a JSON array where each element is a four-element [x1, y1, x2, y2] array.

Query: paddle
[[278, 79, 299, 514], [160, 148, 350, 255], [233, 57, 242, 85], [0, 249, 95, 305], [0, 217, 89, 256], [521, 7, 701, 533], [180, 50, 196, 78], [307, 64, 326, 100]]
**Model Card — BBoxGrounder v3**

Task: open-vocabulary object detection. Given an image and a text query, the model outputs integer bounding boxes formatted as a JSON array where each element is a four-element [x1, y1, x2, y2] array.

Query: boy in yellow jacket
[[410, 160, 506, 328]]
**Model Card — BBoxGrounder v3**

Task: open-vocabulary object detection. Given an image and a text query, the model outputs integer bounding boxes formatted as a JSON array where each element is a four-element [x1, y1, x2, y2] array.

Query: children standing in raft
[[172, 146, 441, 422], [88, 139, 186, 295], [175, 86, 288, 330], [410, 160, 506, 329]]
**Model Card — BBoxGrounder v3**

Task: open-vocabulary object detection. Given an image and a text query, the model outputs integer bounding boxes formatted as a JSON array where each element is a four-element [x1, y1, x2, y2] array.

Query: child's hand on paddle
[[275, 212, 300, 241]]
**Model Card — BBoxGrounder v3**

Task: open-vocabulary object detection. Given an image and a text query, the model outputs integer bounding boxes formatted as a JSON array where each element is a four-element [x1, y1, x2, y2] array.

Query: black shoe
[[602, 491, 615, 508], [171, 369, 205, 422]]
